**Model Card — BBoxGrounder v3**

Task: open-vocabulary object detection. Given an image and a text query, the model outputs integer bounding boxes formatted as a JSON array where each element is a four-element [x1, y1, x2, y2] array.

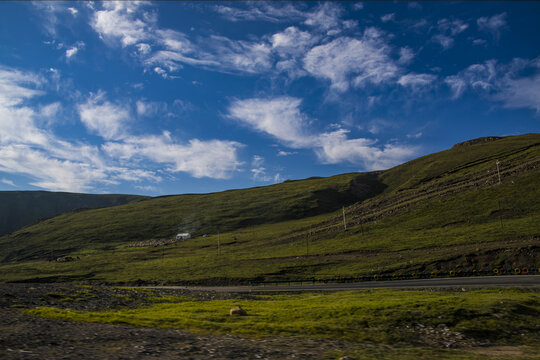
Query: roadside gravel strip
[[145, 275, 540, 292]]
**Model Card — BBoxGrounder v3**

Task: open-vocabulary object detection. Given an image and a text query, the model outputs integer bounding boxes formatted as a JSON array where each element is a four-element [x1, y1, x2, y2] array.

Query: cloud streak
[[445, 57, 540, 113], [304, 29, 399, 92], [228, 97, 417, 170]]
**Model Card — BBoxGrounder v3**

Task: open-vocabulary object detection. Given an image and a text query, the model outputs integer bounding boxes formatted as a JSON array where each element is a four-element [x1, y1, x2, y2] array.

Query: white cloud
[[31, 2, 66, 37], [271, 26, 316, 55], [0, 68, 48, 146], [250, 155, 270, 181], [304, 2, 344, 32], [277, 150, 297, 156], [77, 92, 131, 140], [270, 26, 318, 78], [0, 65, 240, 191], [477, 13, 507, 39], [432, 34, 454, 50], [0, 67, 43, 107], [67, 7, 78, 16], [0, 144, 110, 192], [0, 67, 140, 192], [214, 3, 305, 23], [445, 57, 540, 112], [91, 2, 152, 47], [65, 41, 85, 60], [201, 36, 273, 74], [381, 13, 395, 23], [252, 155, 264, 168], [407, 132, 423, 139], [398, 47, 415, 65], [495, 74, 540, 113], [1, 178, 15, 187], [90, 3, 274, 77], [398, 73, 437, 89], [304, 30, 398, 92], [136, 43, 151, 55], [136, 99, 166, 117], [437, 18, 468, 36], [103, 133, 243, 179], [40, 102, 61, 118], [353, 3, 364, 11], [432, 18, 469, 50], [472, 38, 487, 46], [228, 97, 315, 148], [229, 97, 417, 170], [316, 129, 417, 170]]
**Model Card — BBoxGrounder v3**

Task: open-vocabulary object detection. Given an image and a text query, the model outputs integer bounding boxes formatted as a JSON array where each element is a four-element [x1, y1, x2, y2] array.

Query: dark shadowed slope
[[0, 191, 148, 236]]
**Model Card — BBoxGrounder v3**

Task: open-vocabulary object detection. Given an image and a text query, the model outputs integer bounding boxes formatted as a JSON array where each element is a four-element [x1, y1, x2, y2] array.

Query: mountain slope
[[0, 192, 148, 237], [0, 172, 383, 263], [0, 133, 538, 283]]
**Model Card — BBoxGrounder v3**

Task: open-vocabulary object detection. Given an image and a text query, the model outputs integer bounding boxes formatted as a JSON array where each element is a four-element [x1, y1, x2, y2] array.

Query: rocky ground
[[0, 283, 353, 359]]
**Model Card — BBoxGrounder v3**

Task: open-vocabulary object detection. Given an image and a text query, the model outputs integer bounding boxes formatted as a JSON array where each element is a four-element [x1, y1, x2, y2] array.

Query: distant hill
[[0, 192, 148, 236], [0, 133, 538, 284]]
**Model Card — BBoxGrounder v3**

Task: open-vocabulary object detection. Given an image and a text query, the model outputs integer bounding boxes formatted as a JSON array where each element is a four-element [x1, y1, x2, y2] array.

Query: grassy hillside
[[0, 134, 538, 283], [0, 191, 148, 237], [0, 172, 382, 263]]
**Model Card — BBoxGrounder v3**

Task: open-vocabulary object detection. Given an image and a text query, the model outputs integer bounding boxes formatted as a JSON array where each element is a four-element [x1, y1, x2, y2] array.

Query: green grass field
[[26, 288, 540, 359]]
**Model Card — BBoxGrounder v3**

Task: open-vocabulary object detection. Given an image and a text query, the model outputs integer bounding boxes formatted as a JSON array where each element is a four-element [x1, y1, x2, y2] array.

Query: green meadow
[[26, 288, 540, 359]]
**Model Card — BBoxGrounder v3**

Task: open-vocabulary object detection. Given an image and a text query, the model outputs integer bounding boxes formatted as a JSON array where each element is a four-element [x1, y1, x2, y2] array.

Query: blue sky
[[0, 1, 539, 195]]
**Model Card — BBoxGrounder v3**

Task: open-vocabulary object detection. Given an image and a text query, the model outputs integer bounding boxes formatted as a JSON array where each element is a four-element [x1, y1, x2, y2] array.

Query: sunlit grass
[[26, 288, 540, 347]]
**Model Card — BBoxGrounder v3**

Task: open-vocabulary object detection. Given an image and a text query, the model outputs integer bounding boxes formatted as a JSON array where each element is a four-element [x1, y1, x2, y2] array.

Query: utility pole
[[342, 206, 347, 231], [496, 160, 501, 184]]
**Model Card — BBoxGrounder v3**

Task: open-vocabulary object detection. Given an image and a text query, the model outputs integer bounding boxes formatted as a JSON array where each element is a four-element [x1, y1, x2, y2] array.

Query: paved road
[[147, 275, 540, 292]]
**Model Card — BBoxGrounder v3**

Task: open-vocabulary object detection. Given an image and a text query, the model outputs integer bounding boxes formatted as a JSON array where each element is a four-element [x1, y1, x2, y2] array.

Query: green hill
[[0, 192, 148, 237], [0, 133, 538, 284]]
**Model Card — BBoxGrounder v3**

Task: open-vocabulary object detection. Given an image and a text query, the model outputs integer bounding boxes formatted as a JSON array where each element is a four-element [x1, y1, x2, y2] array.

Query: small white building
[[176, 233, 191, 241]]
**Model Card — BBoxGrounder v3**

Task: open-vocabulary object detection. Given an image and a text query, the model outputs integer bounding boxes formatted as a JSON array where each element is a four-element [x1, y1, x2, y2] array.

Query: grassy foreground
[[26, 288, 540, 359]]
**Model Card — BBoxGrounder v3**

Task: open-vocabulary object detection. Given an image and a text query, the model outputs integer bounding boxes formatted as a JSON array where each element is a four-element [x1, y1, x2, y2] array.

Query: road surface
[[146, 274, 540, 292]]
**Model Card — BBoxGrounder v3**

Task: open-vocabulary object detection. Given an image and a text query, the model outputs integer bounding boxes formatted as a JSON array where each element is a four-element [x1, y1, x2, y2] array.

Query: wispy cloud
[[316, 129, 417, 170], [228, 97, 417, 170], [65, 41, 85, 60], [277, 150, 297, 157], [381, 13, 395, 23], [214, 3, 305, 23], [78, 92, 131, 141], [398, 73, 437, 90], [432, 18, 469, 50], [437, 18, 468, 36], [432, 34, 454, 50], [304, 29, 399, 92], [90, 2, 274, 77], [445, 57, 540, 113], [228, 97, 315, 148], [477, 13, 507, 40], [91, 2, 153, 47], [1, 178, 15, 187], [103, 133, 243, 179]]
